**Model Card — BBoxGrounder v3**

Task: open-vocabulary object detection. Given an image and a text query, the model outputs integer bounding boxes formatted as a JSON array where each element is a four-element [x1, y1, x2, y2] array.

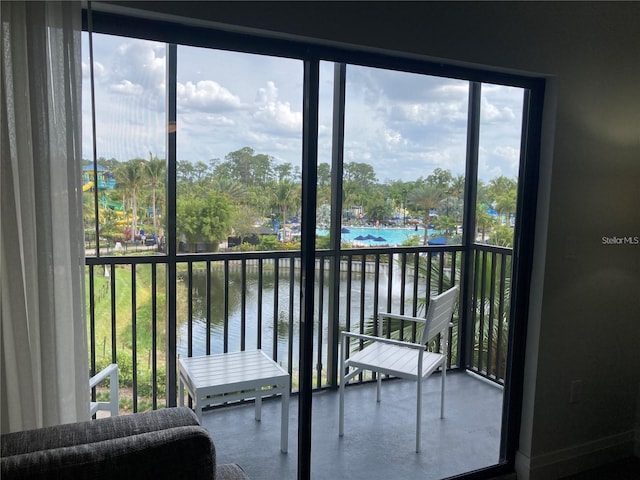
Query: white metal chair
[[339, 285, 459, 452], [89, 363, 119, 417]]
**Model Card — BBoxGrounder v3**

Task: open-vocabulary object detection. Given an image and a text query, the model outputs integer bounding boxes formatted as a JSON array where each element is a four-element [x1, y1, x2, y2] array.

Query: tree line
[[83, 146, 518, 250]]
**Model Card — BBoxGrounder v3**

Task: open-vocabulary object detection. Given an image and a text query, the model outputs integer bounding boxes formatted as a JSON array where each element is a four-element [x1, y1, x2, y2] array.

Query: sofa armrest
[[2, 425, 215, 480], [1, 407, 201, 457]]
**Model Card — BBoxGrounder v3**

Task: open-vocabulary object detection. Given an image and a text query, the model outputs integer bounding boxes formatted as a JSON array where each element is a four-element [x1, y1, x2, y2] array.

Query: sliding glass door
[[82, 10, 543, 478]]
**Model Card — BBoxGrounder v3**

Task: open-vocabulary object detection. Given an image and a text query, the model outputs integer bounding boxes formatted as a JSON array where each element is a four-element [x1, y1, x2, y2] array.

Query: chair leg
[[339, 373, 345, 436], [109, 368, 119, 416], [440, 363, 446, 419], [339, 341, 346, 437], [416, 378, 422, 453]]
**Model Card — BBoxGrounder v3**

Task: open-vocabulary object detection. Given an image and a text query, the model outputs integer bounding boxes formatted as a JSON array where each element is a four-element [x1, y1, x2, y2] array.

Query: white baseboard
[[515, 431, 635, 480]]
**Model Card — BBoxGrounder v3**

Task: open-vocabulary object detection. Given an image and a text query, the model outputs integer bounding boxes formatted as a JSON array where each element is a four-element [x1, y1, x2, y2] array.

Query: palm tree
[[211, 177, 247, 203], [476, 206, 495, 242], [362, 251, 511, 381], [488, 176, 517, 198], [433, 215, 457, 239], [451, 174, 466, 201], [145, 154, 165, 236], [408, 184, 442, 244], [115, 159, 144, 241], [271, 179, 299, 227], [494, 189, 517, 226]]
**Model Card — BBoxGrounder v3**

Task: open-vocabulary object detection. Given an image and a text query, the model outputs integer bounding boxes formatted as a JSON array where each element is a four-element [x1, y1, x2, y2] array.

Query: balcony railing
[[86, 244, 511, 413]]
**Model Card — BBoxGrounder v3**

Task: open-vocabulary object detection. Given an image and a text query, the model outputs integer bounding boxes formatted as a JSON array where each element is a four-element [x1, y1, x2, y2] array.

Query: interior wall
[[101, 2, 640, 478]]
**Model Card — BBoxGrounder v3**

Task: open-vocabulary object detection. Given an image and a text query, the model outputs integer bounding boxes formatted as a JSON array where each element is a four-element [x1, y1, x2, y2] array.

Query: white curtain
[[1, 1, 88, 433]]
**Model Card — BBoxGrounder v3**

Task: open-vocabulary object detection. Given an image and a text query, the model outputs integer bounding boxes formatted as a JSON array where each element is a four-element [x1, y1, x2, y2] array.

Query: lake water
[[177, 263, 422, 369]]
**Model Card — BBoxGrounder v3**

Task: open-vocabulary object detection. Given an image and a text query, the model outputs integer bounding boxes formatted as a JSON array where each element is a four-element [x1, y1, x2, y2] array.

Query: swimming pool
[[316, 226, 433, 246]]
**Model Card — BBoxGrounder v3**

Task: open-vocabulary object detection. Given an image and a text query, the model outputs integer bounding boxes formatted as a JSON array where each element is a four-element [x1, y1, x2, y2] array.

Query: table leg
[[255, 388, 262, 421], [194, 394, 202, 422], [179, 376, 184, 406]]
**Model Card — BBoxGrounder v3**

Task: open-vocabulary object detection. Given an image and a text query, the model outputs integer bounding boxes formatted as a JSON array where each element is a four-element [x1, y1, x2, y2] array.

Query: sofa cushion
[[1, 407, 200, 456], [2, 425, 215, 480], [1, 407, 248, 480]]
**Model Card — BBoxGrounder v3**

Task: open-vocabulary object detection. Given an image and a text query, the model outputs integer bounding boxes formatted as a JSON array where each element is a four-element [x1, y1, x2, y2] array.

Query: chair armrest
[[341, 331, 426, 350], [378, 314, 455, 330], [89, 363, 118, 389], [378, 312, 427, 324]]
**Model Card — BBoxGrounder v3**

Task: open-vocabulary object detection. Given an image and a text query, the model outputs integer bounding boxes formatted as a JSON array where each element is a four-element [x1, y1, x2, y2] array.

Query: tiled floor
[[200, 371, 504, 479]]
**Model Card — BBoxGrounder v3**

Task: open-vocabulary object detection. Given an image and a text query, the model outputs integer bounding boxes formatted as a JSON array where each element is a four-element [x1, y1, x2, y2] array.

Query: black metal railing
[[86, 244, 511, 413], [468, 244, 512, 382]]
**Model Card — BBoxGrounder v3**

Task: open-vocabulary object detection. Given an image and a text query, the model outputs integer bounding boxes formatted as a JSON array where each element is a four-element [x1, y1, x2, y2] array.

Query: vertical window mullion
[[86, 3, 101, 257], [298, 57, 320, 480], [327, 62, 346, 387], [165, 43, 178, 406], [460, 81, 481, 371]]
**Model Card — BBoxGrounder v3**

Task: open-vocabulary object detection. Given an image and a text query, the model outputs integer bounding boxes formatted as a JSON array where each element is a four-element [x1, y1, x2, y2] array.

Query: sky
[[82, 32, 524, 183]]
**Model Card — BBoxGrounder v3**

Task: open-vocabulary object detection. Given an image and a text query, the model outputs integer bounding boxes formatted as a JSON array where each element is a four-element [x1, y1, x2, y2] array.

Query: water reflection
[[176, 263, 422, 372]]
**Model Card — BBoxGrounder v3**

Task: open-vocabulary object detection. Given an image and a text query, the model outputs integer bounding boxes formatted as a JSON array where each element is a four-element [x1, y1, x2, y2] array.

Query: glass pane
[[340, 65, 469, 247], [176, 47, 303, 254], [314, 61, 338, 246], [81, 32, 167, 255], [477, 84, 525, 247]]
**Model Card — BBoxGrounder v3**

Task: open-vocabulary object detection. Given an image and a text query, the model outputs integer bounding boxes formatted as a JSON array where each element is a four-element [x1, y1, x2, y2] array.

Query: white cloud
[[110, 80, 143, 95], [434, 83, 469, 98], [344, 146, 372, 161], [390, 99, 467, 126], [494, 145, 521, 174], [114, 40, 166, 87], [177, 80, 241, 111], [253, 81, 302, 133], [383, 129, 405, 146], [180, 112, 236, 128], [82, 60, 106, 79], [481, 92, 518, 122], [494, 145, 519, 162], [81, 32, 525, 182]]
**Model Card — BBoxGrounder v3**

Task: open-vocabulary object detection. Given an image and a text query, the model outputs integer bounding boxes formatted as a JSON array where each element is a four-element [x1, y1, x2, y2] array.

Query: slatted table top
[[179, 349, 289, 392], [179, 349, 290, 453]]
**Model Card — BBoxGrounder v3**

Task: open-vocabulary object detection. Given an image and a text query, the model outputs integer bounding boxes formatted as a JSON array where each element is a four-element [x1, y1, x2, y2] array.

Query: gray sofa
[[0, 407, 248, 480]]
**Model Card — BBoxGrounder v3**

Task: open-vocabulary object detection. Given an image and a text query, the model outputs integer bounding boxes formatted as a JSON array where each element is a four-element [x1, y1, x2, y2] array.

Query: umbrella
[[373, 236, 386, 242], [427, 236, 447, 246], [353, 235, 366, 241], [363, 234, 376, 240], [341, 227, 350, 233]]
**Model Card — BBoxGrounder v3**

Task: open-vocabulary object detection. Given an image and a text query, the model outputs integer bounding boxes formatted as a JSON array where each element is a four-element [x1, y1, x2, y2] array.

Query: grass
[[87, 264, 167, 412]]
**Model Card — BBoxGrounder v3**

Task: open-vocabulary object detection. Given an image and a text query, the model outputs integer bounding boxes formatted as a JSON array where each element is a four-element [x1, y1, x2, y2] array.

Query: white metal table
[[178, 349, 290, 453]]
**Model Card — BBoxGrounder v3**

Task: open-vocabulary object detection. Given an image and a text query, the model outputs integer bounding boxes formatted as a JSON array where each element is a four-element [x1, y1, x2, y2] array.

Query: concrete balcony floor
[[200, 371, 504, 479]]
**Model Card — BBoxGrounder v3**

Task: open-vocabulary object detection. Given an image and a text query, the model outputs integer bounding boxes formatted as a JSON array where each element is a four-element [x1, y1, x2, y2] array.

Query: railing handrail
[[85, 243, 469, 264]]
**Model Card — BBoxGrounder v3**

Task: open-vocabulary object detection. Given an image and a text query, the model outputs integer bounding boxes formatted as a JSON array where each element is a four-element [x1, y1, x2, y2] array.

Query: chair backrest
[[420, 285, 459, 346]]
